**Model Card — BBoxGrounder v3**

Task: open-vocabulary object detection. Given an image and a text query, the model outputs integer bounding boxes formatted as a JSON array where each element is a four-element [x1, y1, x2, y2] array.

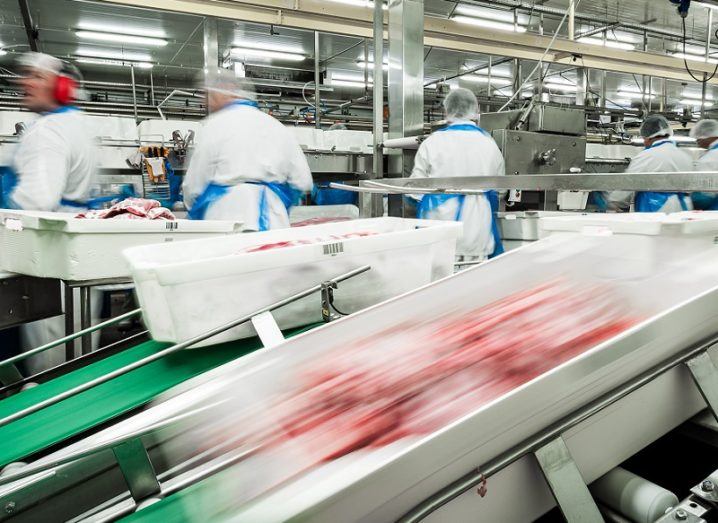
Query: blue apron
[[692, 142, 718, 210], [416, 123, 503, 258], [635, 140, 690, 213]]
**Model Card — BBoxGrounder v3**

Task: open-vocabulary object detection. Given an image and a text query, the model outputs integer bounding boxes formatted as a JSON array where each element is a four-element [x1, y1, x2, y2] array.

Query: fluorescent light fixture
[[231, 47, 306, 62], [451, 16, 527, 33], [77, 22, 166, 39], [682, 92, 714, 101], [0, 50, 6, 57], [356, 61, 389, 71], [672, 52, 718, 64], [75, 48, 151, 62], [616, 89, 656, 99], [543, 76, 575, 86], [331, 79, 371, 88], [76, 31, 167, 47], [75, 58, 153, 69], [454, 4, 526, 23], [233, 40, 305, 55], [460, 64, 512, 78], [680, 99, 714, 107], [326, 0, 387, 9], [578, 37, 635, 51]]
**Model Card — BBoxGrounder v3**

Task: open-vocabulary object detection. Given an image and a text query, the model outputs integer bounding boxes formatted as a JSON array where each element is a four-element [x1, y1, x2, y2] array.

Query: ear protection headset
[[53, 62, 82, 105]]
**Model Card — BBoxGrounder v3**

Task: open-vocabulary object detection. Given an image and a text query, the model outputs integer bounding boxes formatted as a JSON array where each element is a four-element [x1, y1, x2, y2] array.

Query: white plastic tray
[[124, 218, 461, 346], [537, 212, 716, 237], [290, 205, 359, 224], [0, 210, 243, 280]]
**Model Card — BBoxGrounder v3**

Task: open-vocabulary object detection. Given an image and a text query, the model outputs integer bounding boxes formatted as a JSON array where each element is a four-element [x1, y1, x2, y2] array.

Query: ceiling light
[[77, 22, 166, 39], [616, 89, 656, 99], [75, 58, 153, 69], [331, 79, 372, 88], [326, 0, 388, 9], [231, 47, 305, 62], [544, 82, 576, 93], [75, 48, 152, 62], [682, 91, 714, 101], [0, 50, 6, 57], [451, 16, 527, 33], [454, 4, 525, 23], [672, 52, 718, 64], [332, 73, 372, 83], [356, 60, 389, 71], [680, 99, 714, 107], [76, 31, 167, 47], [460, 65, 513, 78], [233, 40, 305, 55], [578, 37, 635, 51]]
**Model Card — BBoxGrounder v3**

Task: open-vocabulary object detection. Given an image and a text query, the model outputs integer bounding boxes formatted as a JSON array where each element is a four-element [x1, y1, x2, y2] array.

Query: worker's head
[[690, 119, 718, 149], [203, 68, 257, 114], [443, 87, 479, 123], [17, 52, 81, 113], [639, 114, 673, 148]]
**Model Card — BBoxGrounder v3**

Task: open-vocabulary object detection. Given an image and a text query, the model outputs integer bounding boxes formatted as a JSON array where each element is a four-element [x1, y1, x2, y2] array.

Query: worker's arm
[[10, 124, 69, 211], [285, 135, 313, 192], [183, 132, 215, 209]]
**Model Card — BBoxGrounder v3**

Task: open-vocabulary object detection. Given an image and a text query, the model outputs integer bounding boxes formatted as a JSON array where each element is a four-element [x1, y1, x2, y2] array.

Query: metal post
[[149, 70, 155, 107], [80, 286, 92, 355], [315, 31, 321, 129], [539, 13, 544, 36], [388, 0, 424, 217], [648, 76, 653, 113], [661, 78, 667, 113], [130, 65, 138, 123], [203, 17, 219, 116], [703, 9, 713, 119], [600, 70, 607, 109], [64, 283, 75, 362], [568, 0, 575, 40], [371, 0, 385, 217], [364, 38, 370, 97], [487, 56, 492, 98]]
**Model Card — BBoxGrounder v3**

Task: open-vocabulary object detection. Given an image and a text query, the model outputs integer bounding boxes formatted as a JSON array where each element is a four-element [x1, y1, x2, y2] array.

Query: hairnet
[[640, 114, 673, 139], [690, 119, 718, 140], [443, 87, 479, 122], [17, 52, 62, 75], [202, 68, 256, 101]]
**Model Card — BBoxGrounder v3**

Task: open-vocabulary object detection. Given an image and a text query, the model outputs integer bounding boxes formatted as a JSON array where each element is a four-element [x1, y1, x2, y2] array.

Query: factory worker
[[3, 53, 100, 374], [184, 70, 313, 229], [690, 119, 718, 210], [2, 52, 97, 212], [410, 87, 505, 261], [626, 114, 694, 213]]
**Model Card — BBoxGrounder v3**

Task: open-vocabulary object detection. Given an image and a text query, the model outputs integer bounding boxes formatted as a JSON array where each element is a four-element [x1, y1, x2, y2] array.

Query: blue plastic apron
[[692, 142, 718, 210], [635, 140, 690, 213], [416, 123, 504, 258]]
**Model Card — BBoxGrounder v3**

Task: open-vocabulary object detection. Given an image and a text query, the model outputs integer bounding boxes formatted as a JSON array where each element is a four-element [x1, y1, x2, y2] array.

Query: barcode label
[[166, 222, 179, 230], [323, 242, 344, 255]]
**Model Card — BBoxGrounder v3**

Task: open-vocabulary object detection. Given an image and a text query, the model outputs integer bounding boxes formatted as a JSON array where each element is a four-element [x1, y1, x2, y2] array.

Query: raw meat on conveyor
[[205, 280, 639, 469], [76, 198, 176, 220]]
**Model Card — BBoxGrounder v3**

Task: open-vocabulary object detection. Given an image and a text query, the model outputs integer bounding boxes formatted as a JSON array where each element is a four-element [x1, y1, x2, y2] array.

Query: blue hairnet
[[443, 87, 479, 122]]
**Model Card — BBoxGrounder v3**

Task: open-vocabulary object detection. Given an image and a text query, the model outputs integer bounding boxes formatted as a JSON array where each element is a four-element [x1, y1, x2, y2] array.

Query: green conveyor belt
[[0, 324, 319, 468]]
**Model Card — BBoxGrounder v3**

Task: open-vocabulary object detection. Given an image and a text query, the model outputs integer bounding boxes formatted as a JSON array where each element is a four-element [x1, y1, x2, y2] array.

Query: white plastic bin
[[290, 205, 359, 224], [124, 218, 462, 346], [557, 190, 589, 210], [0, 210, 243, 280], [498, 211, 584, 241]]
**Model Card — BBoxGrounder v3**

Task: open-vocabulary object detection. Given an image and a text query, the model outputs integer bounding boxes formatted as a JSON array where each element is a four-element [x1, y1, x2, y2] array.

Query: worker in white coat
[[690, 119, 718, 210], [626, 114, 694, 213], [410, 87, 505, 260], [2, 52, 97, 212], [184, 70, 313, 229], [1, 52, 99, 375]]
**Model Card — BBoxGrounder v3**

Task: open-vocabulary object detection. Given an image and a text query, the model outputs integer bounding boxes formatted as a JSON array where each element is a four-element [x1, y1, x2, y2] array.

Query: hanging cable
[[681, 17, 718, 83]]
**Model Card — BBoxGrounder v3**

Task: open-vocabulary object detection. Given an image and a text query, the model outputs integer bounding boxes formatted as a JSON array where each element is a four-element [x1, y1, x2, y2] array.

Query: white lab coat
[[8, 107, 97, 211], [183, 102, 313, 230], [624, 140, 694, 212], [410, 121, 505, 259], [695, 146, 718, 171], [5, 107, 100, 374]]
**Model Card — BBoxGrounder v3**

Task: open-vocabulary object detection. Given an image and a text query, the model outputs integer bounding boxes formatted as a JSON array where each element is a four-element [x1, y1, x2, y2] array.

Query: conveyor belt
[[0, 324, 319, 468]]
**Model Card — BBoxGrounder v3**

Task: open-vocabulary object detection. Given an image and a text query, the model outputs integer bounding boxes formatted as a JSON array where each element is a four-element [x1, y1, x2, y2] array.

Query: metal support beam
[[17, 0, 39, 52], [203, 17, 219, 116], [64, 283, 75, 362], [534, 437, 603, 523], [687, 351, 718, 422], [568, 0, 575, 41], [130, 65, 138, 123], [387, 0, 424, 217], [315, 31, 321, 129], [367, 0, 385, 217]]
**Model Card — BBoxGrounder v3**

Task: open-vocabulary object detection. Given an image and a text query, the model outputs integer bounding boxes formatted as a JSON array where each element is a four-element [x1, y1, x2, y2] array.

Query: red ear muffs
[[54, 75, 76, 105]]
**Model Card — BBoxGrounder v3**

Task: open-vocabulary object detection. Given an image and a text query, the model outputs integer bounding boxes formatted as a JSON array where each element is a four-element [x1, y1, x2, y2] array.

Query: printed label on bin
[[323, 242, 344, 256], [4, 219, 22, 232]]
